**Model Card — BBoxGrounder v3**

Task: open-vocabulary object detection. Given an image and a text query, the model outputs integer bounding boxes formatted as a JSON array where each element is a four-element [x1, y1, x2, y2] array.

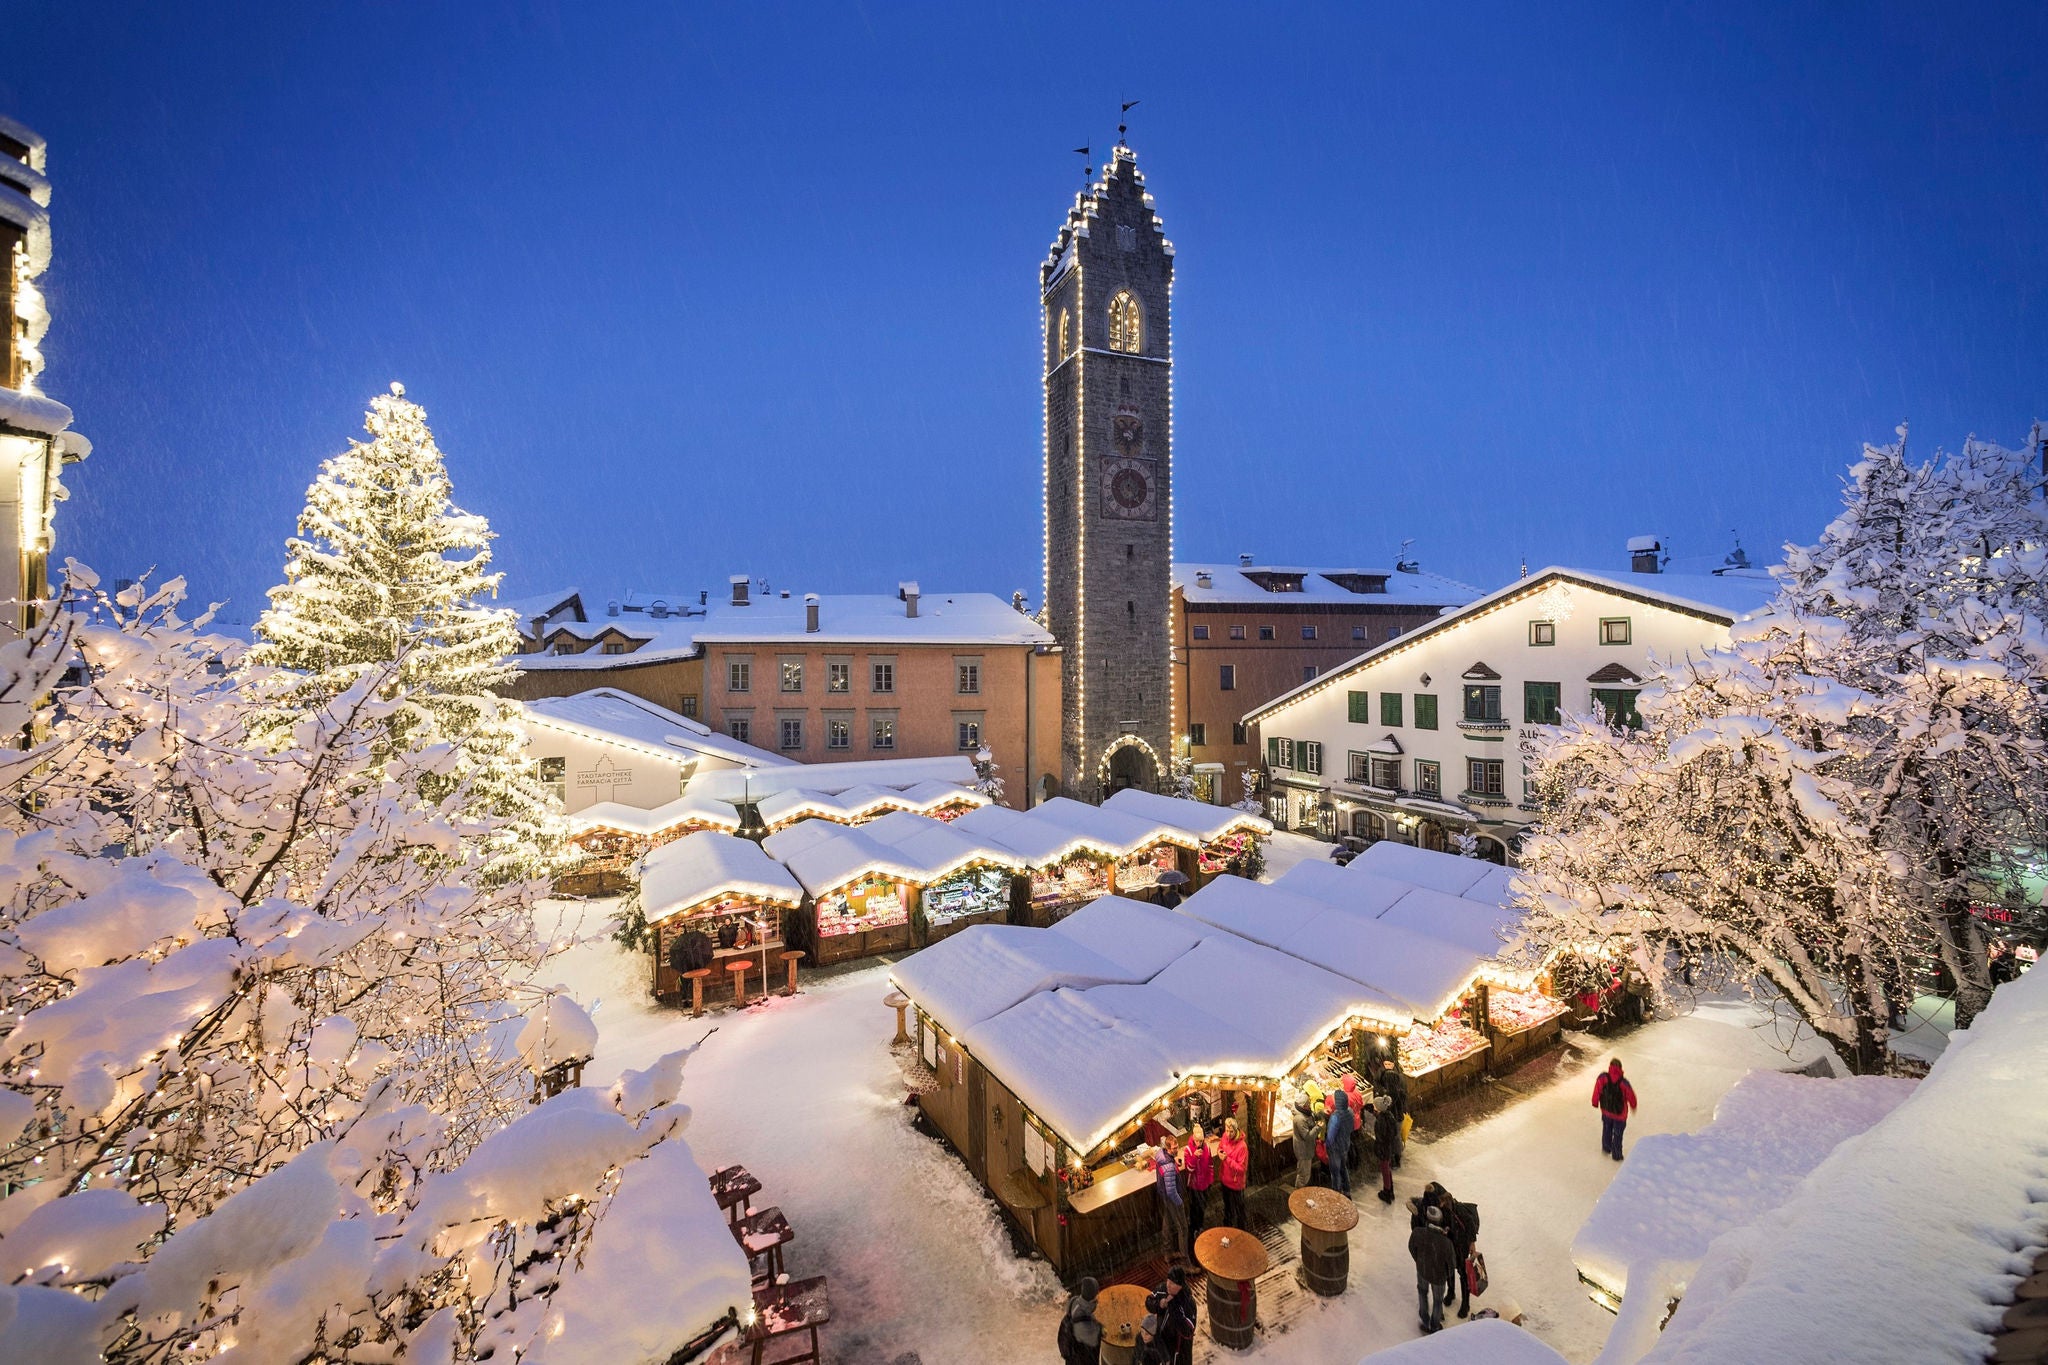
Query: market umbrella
[[1156, 870, 1190, 886]]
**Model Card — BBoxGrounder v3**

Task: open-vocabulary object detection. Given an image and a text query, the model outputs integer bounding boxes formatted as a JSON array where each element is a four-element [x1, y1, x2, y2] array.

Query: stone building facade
[[1042, 144, 1174, 800]]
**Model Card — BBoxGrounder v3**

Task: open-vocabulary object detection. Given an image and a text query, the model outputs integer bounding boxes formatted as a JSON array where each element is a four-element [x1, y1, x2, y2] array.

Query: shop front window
[[923, 867, 1010, 928], [1029, 855, 1110, 911], [816, 877, 909, 938]]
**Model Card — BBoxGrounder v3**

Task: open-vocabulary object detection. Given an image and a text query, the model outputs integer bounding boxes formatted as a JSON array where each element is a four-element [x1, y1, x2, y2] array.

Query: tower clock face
[[1102, 457, 1158, 520]]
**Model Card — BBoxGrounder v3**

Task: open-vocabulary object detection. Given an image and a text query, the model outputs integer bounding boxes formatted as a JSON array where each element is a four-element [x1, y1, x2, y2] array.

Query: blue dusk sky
[[6, 3, 2044, 624]]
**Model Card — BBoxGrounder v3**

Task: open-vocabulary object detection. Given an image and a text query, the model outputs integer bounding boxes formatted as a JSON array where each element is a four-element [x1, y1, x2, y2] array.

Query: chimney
[[1627, 536, 1663, 574], [699, 589, 708, 606], [1195, 571, 1212, 589], [1239, 553, 1254, 568], [898, 581, 921, 618], [805, 593, 820, 633], [780, 589, 790, 599], [729, 574, 751, 606], [605, 599, 620, 617]]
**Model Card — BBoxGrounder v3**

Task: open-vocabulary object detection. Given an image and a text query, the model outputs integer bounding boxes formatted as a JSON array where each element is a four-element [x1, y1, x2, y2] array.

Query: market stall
[[949, 804, 1121, 925], [1102, 788, 1273, 884], [1397, 1007, 1492, 1105], [1029, 798, 1203, 900], [919, 866, 1013, 939], [855, 810, 1025, 946], [762, 821, 916, 966], [637, 831, 805, 1002], [560, 791, 743, 895], [1484, 985, 1569, 1067]]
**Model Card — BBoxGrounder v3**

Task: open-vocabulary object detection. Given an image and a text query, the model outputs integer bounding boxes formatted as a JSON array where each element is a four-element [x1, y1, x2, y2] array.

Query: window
[[1348, 690, 1371, 723], [1591, 687, 1643, 729], [1057, 309, 1070, 356], [957, 659, 982, 695], [1192, 624, 1210, 640], [1381, 692, 1403, 727], [679, 694, 699, 717], [871, 660, 895, 693], [871, 715, 897, 750], [826, 716, 852, 750], [1302, 665, 1318, 683], [1229, 624, 1246, 640], [778, 717, 804, 750], [1524, 681, 1561, 724], [1258, 625, 1276, 641], [602, 641, 627, 655], [728, 716, 751, 744], [1188, 723, 1207, 747], [1108, 291, 1142, 353], [1415, 693, 1438, 730], [1298, 741, 1324, 775], [780, 659, 803, 693], [1599, 617, 1632, 646], [552, 641, 577, 655], [1382, 624, 1401, 642], [1267, 736, 1295, 770], [1348, 751, 1371, 782], [1219, 664, 1236, 691], [1302, 625, 1318, 640], [727, 659, 751, 692], [827, 661, 850, 693], [539, 757, 565, 803], [1415, 760, 1441, 797], [1529, 620, 1556, 646], [1232, 721, 1249, 746], [1467, 757, 1505, 796], [1369, 756, 1401, 789], [1463, 685, 1502, 722], [1352, 626, 1366, 641], [957, 719, 981, 750]]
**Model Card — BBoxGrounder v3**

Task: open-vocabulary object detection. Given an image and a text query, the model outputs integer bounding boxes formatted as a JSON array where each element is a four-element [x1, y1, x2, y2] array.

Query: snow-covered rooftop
[[1637, 966, 2048, 1365], [1348, 841, 1495, 896], [1174, 561, 1479, 608], [691, 756, 977, 804], [637, 831, 804, 923], [1101, 788, 1272, 843], [760, 811, 1018, 897], [753, 779, 986, 831], [522, 688, 791, 771], [888, 926, 1146, 1037], [1046, 895, 1213, 978], [566, 789, 741, 837]]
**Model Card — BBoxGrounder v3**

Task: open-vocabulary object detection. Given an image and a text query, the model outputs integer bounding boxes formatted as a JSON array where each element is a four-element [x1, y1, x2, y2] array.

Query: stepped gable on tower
[[1040, 143, 1175, 802]]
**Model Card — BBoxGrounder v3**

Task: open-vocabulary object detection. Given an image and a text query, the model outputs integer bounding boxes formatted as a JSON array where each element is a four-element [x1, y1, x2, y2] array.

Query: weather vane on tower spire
[[1118, 99, 1138, 149]]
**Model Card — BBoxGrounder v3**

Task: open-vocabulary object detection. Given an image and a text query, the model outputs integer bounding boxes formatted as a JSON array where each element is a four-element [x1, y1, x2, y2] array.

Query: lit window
[[827, 662, 850, 693], [680, 695, 698, 717], [1463, 685, 1502, 722], [1108, 292, 1142, 353], [871, 716, 896, 750], [826, 718, 851, 750], [957, 662, 981, 695], [781, 660, 803, 692], [1416, 760, 1441, 796], [539, 757, 565, 803], [957, 720, 980, 750]]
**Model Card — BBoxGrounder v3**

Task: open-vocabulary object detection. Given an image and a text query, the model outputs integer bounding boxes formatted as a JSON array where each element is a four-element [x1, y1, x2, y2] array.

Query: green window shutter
[[1414, 694, 1438, 730], [1380, 692, 1402, 727], [1524, 681, 1560, 724], [1348, 690, 1370, 724], [1267, 736, 1282, 767]]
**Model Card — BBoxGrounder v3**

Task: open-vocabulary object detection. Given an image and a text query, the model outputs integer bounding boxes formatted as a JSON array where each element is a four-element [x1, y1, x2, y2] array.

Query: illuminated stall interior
[[637, 831, 805, 1000]]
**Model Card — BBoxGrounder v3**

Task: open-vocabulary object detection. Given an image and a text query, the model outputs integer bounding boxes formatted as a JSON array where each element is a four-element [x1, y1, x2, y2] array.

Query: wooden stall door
[[967, 1065, 988, 1183]]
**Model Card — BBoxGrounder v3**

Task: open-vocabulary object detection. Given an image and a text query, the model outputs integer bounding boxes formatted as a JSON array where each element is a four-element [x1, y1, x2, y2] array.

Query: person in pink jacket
[[1179, 1122, 1214, 1252], [1593, 1059, 1638, 1160], [1217, 1117, 1249, 1231]]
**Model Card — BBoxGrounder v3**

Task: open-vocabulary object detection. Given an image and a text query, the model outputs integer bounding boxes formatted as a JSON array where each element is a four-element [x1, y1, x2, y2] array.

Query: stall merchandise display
[[1399, 1021, 1488, 1073], [924, 868, 1010, 927], [1116, 845, 1178, 892], [818, 879, 908, 938], [1032, 857, 1109, 907], [1488, 987, 1567, 1032], [1197, 830, 1256, 875]]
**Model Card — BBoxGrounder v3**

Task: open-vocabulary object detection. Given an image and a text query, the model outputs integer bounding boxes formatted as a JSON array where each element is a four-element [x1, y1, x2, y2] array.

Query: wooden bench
[[710, 1164, 762, 1227], [732, 1204, 794, 1283]]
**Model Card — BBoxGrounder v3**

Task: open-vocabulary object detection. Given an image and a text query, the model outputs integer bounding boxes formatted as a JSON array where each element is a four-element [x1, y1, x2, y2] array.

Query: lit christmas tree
[[248, 385, 560, 879]]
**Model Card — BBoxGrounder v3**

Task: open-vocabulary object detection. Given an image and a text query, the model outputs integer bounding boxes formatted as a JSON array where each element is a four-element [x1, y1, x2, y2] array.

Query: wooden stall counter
[[1067, 1159, 1155, 1217]]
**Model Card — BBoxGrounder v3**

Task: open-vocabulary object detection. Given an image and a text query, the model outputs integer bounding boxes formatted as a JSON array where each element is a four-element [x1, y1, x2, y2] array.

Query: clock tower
[[1041, 143, 1174, 800]]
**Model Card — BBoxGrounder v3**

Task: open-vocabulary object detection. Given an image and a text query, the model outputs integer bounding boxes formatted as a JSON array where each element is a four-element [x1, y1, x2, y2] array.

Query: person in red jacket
[[1217, 1117, 1249, 1230], [1593, 1059, 1637, 1160]]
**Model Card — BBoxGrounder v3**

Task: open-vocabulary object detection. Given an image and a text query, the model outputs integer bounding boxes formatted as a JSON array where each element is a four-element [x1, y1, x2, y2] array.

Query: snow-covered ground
[[535, 897, 1837, 1364]]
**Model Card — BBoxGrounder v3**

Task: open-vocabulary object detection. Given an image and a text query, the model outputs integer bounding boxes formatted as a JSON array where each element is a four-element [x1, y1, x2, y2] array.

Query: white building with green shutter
[[1240, 559, 1775, 859]]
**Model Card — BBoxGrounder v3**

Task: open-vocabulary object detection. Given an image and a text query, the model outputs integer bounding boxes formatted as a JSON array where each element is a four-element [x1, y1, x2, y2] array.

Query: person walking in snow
[[1324, 1083, 1356, 1197], [1179, 1122, 1213, 1252], [1217, 1118, 1250, 1230], [1593, 1058, 1638, 1160], [1290, 1098, 1319, 1189], [1149, 1139, 1188, 1264], [1370, 1092, 1400, 1202], [1408, 1203, 1458, 1334], [1058, 1276, 1102, 1364]]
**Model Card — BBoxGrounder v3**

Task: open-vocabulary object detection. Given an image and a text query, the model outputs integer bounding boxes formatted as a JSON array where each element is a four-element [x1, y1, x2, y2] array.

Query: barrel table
[[1194, 1226, 1269, 1352], [1288, 1186, 1359, 1296], [1096, 1283, 1149, 1365]]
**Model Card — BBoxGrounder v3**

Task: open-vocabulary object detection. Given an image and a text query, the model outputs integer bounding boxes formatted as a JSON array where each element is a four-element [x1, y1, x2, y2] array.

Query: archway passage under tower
[[1103, 740, 1160, 797]]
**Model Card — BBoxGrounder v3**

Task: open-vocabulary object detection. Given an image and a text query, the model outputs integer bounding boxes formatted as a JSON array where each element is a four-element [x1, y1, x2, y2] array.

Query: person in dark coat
[[1424, 1182, 1478, 1319], [1592, 1058, 1638, 1160], [1324, 1085, 1356, 1196], [1058, 1277, 1102, 1364], [1149, 1140, 1188, 1264], [1290, 1100, 1319, 1188], [1161, 1265, 1198, 1365], [1408, 1204, 1458, 1333], [1371, 1093, 1399, 1203]]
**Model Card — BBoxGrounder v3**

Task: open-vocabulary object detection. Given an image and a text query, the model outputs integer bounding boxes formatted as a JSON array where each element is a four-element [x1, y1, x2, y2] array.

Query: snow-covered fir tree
[[971, 744, 1005, 804], [1515, 430, 2048, 1071], [0, 570, 737, 1361], [247, 385, 560, 880]]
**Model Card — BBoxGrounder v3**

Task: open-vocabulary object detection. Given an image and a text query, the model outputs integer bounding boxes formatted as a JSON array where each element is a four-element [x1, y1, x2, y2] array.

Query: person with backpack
[[1592, 1058, 1638, 1160], [1424, 1182, 1480, 1319], [1408, 1204, 1458, 1333], [1324, 1083, 1356, 1196], [1057, 1277, 1102, 1364]]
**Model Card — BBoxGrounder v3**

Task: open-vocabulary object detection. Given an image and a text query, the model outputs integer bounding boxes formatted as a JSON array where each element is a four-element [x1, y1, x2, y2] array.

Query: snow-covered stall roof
[[692, 756, 977, 803], [1377, 885, 1522, 961], [1030, 796, 1203, 856], [949, 804, 1123, 865], [1355, 1318, 1569, 1364], [1635, 967, 2048, 1365], [888, 926, 1142, 1036], [1046, 895, 1211, 978], [1101, 788, 1272, 843], [962, 983, 1272, 1156], [754, 781, 990, 831], [1169, 875, 1337, 949], [1272, 860, 1422, 918], [759, 812, 1016, 898], [638, 832, 804, 922], [858, 809, 1024, 880], [523, 688, 791, 770], [1348, 841, 1494, 896], [566, 789, 741, 837], [1145, 935, 1409, 1058]]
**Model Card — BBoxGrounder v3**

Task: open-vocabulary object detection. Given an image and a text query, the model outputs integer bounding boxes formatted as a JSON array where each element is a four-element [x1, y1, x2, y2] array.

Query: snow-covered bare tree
[[0, 570, 746, 1361], [971, 743, 1005, 804], [1516, 430, 2048, 1071], [247, 385, 560, 880]]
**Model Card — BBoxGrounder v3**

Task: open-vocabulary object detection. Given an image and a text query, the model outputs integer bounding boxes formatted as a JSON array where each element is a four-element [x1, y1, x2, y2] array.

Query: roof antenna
[[1118, 99, 1139, 149], [1073, 143, 1091, 182]]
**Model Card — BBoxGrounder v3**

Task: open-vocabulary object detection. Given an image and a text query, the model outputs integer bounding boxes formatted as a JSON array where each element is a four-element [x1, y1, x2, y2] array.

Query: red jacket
[[1593, 1070, 1637, 1118], [1218, 1135, 1249, 1191], [1340, 1073, 1365, 1124], [1182, 1140, 1214, 1191]]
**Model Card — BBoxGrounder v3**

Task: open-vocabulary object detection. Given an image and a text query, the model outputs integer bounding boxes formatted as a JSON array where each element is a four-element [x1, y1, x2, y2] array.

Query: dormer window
[[1108, 292, 1142, 353]]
